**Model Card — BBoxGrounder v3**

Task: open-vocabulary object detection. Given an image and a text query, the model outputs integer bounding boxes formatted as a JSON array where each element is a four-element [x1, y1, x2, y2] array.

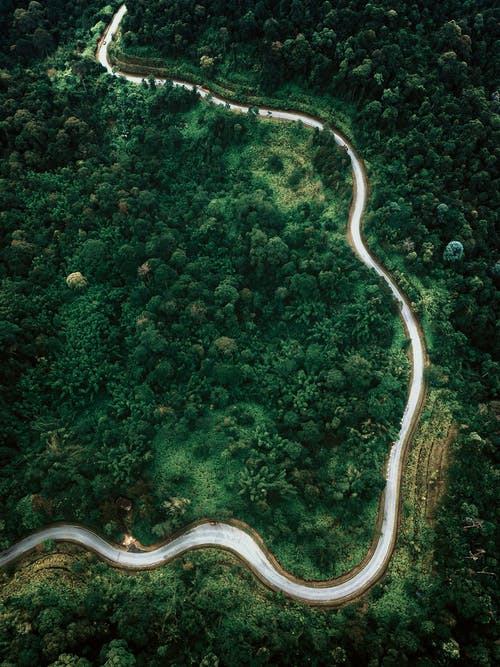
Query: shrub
[[443, 241, 464, 262], [66, 271, 88, 289]]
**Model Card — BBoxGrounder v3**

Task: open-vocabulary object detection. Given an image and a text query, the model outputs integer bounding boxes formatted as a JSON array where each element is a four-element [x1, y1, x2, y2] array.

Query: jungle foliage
[[0, 0, 408, 582], [0, 1, 498, 666]]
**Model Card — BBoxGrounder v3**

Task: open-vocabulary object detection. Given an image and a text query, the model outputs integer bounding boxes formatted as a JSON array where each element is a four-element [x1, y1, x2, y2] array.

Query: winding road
[[0, 5, 426, 605]]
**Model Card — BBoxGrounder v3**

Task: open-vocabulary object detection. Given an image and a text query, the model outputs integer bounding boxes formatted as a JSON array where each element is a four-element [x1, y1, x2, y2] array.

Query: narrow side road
[[0, 4, 427, 606]]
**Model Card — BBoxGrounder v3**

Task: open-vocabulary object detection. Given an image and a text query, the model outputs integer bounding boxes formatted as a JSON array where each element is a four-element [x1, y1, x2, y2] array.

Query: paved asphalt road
[[0, 5, 426, 605]]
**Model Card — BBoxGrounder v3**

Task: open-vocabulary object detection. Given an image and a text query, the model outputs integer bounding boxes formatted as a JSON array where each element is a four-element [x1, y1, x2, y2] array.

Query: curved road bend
[[0, 4, 426, 605]]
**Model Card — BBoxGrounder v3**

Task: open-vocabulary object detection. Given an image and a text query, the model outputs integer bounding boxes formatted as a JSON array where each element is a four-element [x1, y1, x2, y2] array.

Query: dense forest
[[0, 4, 410, 581], [0, 0, 498, 666]]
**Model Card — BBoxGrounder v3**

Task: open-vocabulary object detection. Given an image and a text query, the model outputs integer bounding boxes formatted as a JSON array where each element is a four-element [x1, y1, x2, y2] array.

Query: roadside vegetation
[[0, 6, 408, 585], [0, 1, 497, 665]]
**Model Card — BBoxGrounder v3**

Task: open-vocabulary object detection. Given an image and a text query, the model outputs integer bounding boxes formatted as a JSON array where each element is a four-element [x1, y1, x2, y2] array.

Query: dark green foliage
[[0, 1, 498, 665], [122, 0, 499, 368], [0, 25, 405, 579], [114, 1, 500, 663], [0, 0, 118, 67]]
